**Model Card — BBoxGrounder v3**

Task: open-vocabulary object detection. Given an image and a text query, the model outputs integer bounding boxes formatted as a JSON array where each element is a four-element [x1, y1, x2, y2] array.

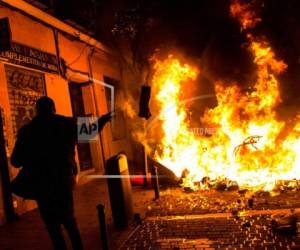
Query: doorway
[[0, 108, 16, 222], [68, 82, 93, 171]]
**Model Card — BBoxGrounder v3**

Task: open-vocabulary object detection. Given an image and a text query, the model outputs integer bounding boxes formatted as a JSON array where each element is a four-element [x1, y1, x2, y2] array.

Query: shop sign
[[0, 42, 59, 73]]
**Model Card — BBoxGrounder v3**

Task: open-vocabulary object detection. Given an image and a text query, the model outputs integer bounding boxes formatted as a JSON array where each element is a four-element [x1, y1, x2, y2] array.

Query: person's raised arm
[[74, 112, 112, 143], [97, 112, 113, 132]]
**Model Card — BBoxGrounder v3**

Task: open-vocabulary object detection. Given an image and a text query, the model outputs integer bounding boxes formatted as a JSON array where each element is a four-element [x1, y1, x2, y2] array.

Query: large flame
[[148, 1, 300, 191]]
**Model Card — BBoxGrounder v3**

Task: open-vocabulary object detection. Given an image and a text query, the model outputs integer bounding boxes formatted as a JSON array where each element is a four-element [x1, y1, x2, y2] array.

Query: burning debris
[[135, 0, 300, 193], [233, 135, 263, 156]]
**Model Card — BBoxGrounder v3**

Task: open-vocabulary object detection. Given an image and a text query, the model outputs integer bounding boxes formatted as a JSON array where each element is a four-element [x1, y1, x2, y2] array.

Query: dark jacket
[[11, 114, 78, 198]]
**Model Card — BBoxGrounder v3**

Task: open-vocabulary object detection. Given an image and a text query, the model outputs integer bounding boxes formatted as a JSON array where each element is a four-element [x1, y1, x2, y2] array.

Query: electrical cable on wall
[[66, 44, 88, 66]]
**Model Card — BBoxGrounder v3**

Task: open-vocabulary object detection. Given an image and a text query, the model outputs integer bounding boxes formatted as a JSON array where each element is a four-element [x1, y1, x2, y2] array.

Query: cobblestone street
[[1, 179, 300, 249], [121, 188, 300, 250]]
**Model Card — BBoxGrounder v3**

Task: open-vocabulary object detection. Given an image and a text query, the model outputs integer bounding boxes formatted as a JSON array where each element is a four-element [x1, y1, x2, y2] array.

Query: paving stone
[[121, 188, 300, 250]]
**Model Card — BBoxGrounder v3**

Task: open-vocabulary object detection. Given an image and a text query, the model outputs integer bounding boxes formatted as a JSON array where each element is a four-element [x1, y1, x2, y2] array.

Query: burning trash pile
[[132, 0, 300, 192]]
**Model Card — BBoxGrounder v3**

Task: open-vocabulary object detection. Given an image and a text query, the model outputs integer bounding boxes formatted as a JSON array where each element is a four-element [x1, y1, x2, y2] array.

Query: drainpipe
[[52, 28, 64, 78], [87, 48, 107, 169]]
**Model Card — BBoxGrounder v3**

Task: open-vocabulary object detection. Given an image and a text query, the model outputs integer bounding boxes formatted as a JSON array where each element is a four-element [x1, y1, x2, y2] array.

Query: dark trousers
[[37, 191, 83, 250]]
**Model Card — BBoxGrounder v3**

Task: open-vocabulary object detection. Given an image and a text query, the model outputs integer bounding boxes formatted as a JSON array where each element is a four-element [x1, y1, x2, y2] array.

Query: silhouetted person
[[11, 96, 111, 250]]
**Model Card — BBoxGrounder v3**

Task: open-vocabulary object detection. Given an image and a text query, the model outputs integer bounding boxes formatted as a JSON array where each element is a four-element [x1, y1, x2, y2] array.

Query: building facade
[[0, 0, 133, 224]]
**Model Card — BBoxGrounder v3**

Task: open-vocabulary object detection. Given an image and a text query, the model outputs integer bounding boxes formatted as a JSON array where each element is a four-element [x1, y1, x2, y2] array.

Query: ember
[[143, 0, 300, 191]]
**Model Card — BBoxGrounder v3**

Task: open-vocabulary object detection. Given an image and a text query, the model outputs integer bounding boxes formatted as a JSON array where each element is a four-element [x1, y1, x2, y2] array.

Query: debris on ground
[[271, 211, 298, 234]]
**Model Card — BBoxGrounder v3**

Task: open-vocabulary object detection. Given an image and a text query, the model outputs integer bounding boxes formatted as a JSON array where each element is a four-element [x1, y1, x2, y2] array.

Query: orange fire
[[146, 1, 300, 191], [230, 0, 261, 30]]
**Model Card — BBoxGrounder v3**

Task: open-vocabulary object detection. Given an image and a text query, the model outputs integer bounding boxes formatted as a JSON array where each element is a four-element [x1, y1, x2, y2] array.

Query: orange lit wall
[[0, 4, 132, 223]]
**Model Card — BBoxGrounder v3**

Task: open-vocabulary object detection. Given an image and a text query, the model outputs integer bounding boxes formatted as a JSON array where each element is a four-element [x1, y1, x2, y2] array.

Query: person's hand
[[98, 112, 113, 128]]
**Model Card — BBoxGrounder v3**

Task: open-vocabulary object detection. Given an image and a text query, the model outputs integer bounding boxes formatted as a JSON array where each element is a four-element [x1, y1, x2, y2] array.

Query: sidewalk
[[0, 178, 153, 250]]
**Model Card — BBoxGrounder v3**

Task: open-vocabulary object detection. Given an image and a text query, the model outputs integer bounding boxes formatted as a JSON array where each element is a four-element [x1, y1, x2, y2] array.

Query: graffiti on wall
[[5, 65, 46, 134]]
